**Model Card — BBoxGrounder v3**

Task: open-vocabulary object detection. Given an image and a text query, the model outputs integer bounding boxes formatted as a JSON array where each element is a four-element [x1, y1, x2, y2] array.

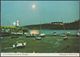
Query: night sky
[[1, 1, 79, 26]]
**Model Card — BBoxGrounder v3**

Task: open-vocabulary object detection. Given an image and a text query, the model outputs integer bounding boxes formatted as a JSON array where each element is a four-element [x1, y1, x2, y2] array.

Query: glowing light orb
[[32, 4, 36, 9], [13, 22, 16, 26]]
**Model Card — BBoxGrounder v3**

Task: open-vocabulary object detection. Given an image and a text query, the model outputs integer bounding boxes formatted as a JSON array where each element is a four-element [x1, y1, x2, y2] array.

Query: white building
[[16, 20, 20, 26]]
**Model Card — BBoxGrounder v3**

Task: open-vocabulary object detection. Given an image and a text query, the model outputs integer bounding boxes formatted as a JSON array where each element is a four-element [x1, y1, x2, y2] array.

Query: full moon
[[32, 4, 36, 9]]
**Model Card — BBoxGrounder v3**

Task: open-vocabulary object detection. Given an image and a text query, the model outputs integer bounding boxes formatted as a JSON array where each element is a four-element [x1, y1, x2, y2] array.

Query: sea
[[40, 29, 78, 35]]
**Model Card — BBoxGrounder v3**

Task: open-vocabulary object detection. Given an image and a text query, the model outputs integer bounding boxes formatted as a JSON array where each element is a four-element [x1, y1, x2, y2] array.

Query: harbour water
[[40, 29, 78, 35]]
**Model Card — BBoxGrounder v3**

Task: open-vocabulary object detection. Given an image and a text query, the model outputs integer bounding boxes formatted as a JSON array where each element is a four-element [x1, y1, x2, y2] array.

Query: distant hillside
[[24, 19, 80, 30]]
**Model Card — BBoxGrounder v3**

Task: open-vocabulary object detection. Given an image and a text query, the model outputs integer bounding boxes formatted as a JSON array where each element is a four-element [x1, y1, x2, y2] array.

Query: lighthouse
[[16, 20, 20, 26]]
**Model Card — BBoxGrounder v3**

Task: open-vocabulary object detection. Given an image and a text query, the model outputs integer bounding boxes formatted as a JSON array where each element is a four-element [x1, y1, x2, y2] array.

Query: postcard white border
[[1, 53, 79, 56]]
